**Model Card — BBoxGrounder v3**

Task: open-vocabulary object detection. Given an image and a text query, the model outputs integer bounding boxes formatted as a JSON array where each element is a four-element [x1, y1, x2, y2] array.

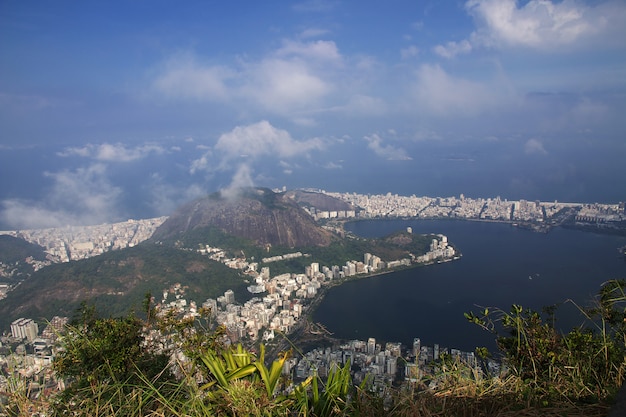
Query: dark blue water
[[312, 220, 626, 352]]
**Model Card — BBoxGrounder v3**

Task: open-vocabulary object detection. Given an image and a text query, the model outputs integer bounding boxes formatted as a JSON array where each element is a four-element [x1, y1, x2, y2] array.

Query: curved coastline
[[306, 217, 626, 352], [284, 221, 463, 352]]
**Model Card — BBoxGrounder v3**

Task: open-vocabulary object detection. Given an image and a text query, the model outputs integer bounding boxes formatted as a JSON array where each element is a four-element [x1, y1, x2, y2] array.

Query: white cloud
[[58, 146, 91, 158], [244, 58, 331, 113], [147, 174, 206, 216], [190, 121, 323, 176], [189, 151, 213, 175], [276, 39, 342, 63], [215, 120, 323, 162], [58, 143, 165, 162], [412, 128, 442, 142], [278, 160, 293, 175], [434, 1, 626, 58], [291, 116, 318, 127], [153, 54, 233, 100], [524, 138, 548, 155], [465, 0, 619, 50], [523, 93, 616, 133], [400, 45, 420, 59], [220, 164, 255, 200], [323, 161, 342, 169], [0, 164, 122, 229], [433, 40, 472, 58], [152, 39, 343, 120], [570, 98, 609, 122], [364, 133, 412, 160], [333, 94, 387, 117], [299, 28, 331, 39], [411, 64, 505, 115]]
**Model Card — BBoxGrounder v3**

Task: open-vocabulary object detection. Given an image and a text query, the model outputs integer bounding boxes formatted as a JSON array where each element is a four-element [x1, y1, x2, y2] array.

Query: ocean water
[[312, 219, 626, 352]]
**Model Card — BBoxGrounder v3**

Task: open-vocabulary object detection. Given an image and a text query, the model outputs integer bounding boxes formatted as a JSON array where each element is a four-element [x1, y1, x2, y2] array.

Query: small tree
[[52, 303, 173, 415], [465, 279, 626, 405]]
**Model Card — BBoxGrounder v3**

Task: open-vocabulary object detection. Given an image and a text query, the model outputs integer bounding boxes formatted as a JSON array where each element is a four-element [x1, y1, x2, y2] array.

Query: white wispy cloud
[[152, 39, 344, 120], [433, 40, 472, 58], [434, 0, 626, 59], [189, 150, 213, 175], [147, 173, 206, 216], [330, 94, 387, 117], [524, 138, 548, 155], [364, 133, 412, 160], [323, 161, 342, 169], [400, 45, 420, 59], [299, 28, 331, 39], [190, 121, 323, 176], [243, 58, 331, 113], [0, 164, 122, 229], [411, 64, 507, 116], [275, 39, 342, 62], [215, 120, 322, 161], [153, 54, 234, 101], [465, 0, 606, 49], [58, 143, 165, 162], [220, 164, 256, 200]]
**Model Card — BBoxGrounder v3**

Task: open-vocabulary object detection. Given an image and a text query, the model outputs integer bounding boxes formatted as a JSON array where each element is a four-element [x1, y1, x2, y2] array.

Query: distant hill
[[0, 235, 49, 281], [0, 188, 438, 331], [0, 243, 247, 329], [283, 189, 355, 212], [151, 188, 336, 248]]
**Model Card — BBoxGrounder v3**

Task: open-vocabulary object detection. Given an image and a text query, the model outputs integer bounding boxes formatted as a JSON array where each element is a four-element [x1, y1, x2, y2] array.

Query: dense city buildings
[[0, 217, 166, 262], [1, 190, 624, 399], [323, 191, 624, 227], [0, 221, 457, 398], [1, 192, 623, 264]]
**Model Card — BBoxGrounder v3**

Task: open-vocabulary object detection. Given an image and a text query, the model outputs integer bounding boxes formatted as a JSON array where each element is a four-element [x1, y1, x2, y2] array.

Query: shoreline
[[334, 215, 626, 237], [277, 252, 463, 356]]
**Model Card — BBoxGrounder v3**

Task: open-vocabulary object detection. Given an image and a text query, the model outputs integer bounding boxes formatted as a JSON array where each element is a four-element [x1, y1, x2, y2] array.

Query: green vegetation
[[0, 243, 248, 329], [51, 304, 175, 416], [0, 235, 47, 265], [174, 225, 264, 258], [177, 224, 434, 277], [3, 280, 624, 416], [0, 235, 48, 282]]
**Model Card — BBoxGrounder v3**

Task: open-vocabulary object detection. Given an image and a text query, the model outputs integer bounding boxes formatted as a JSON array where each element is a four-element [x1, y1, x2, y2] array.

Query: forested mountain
[[0, 235, 49, 281], [0, 243, 246, 329]]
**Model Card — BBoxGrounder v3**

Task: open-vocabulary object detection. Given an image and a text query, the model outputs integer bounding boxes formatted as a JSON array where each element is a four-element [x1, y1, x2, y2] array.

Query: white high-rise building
[[203, 298, 218, 317], [11, 318, 39, 342], [224, 290, 235, 304], [413, 338, 421, 358], [261, 267, 270, 279], [367, 337, 376, 355]]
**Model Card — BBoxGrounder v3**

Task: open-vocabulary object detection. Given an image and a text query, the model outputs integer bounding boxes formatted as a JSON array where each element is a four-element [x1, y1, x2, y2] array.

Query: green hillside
[[0, 242, 248, 329]]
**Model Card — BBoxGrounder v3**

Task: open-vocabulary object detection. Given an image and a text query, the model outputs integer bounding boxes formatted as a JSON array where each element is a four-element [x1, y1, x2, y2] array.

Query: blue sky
[[1, 0, 625, 229]]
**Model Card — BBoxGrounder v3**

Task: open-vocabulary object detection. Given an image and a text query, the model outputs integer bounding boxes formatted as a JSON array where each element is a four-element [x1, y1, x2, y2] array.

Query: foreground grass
[[2, 280, 625, 416]]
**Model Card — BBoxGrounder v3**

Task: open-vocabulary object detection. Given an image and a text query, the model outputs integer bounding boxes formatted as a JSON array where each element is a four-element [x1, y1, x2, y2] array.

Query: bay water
[[312, 219, 626, 352]]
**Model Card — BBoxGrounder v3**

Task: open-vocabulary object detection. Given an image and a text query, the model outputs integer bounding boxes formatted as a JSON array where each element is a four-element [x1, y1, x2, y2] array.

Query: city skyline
[[2, 188, 623, 265], [1, 1, 625, 229]]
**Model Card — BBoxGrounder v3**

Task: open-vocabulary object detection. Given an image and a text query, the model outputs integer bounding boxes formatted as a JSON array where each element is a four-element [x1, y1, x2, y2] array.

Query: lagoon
[[312, 219, 626, 352]]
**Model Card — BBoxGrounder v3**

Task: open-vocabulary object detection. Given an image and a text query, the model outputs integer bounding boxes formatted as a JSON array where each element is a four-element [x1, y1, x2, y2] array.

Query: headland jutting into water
[[1, 190, 624, 394]]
